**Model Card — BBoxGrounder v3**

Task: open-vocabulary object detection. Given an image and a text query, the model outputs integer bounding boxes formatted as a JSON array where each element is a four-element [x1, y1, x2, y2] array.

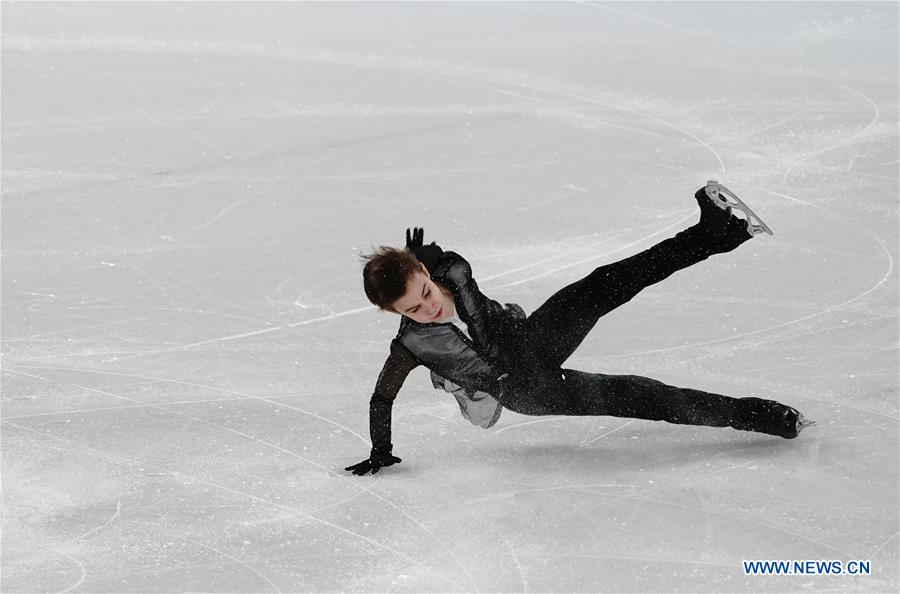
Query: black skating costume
[[351, 188, 807, 474]]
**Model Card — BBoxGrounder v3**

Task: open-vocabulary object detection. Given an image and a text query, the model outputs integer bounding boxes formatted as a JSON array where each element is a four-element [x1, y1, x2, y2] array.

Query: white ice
[[2, 2, 898, 592]]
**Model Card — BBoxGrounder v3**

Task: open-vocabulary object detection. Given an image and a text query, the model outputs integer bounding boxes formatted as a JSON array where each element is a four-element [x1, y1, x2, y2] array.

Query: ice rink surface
[[2, 2, 898, 592]]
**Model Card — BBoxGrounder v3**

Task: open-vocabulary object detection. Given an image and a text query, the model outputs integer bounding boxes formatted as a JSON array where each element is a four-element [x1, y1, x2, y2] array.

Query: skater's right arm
[[369, 339, 419, 452], [344, 339, 419, 476]]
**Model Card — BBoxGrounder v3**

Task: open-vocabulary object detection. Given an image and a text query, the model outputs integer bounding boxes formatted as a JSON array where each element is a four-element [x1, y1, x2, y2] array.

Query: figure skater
[[346, 182, 814, 476]]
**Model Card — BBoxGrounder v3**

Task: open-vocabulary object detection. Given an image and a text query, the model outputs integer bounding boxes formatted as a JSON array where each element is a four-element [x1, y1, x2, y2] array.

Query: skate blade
[[796, 413, 817, 435], [705, 180, 774, 236]]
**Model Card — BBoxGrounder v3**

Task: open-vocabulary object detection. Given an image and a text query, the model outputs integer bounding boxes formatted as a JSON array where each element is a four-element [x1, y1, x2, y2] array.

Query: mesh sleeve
[[369, 338, 419, 451]]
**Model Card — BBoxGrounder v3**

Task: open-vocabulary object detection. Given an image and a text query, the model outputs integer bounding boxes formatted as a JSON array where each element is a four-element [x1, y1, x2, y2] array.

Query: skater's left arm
[[438, 253, 495, 341]]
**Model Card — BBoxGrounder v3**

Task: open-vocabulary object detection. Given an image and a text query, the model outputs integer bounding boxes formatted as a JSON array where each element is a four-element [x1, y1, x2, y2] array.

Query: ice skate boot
[[731, 397, 814, 439], [704, 180, 774, 236], [694, 183, 753, 252], [782, 407, 816, 439], [794, 411, 817, 436]]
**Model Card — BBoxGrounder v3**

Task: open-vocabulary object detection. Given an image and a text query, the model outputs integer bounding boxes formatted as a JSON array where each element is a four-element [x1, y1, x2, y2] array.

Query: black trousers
[[496, 223, 798, 438]]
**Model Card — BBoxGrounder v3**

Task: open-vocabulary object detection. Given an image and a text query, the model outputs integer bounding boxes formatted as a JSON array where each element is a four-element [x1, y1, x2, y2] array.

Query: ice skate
[[795, 411, 817, 435], [782, 407, 816, 439], [705, 180, 774, 236], [694, 184, 754, 252]]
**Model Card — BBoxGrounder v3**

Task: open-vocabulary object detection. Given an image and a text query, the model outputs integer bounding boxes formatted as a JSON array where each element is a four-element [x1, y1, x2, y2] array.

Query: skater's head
[[361, 246, 454, 323]]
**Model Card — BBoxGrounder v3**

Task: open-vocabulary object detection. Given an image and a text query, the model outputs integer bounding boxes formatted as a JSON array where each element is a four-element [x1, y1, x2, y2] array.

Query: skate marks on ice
[[481, 211, 697, 291], [1, 367, 480, 592], [780, 82, 884, 187], [461, 477, 855, 562], [3, 370, 481, 590], [3, 423, 435, 593], [3, 7, 896, 591], [600, 75, 895, 361], [2, 30, 742, 350], [2, 23, 781, 395], [107, 208, 698, 359], [4, 536, 87, 594], [3, 419, 473, 593], [106, 59, 889, 366], [572, 0, 751, 50], [601, 187, 894, 362], [3, 364, 370, 443], [495, 415, 637, 450]]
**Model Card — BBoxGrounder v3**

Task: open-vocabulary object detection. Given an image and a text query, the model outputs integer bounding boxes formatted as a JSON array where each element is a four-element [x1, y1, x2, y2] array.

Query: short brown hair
[[360, 246, 421, 311]]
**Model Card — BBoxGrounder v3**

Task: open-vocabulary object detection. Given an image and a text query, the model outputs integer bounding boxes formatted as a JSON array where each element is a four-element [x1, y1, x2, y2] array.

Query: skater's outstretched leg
[[500, 367, 810, 439], [517, 184, 758, 369]]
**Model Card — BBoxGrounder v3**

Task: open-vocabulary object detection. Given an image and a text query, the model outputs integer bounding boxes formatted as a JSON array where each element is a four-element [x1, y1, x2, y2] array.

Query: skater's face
[[392, 263, 455, 323]]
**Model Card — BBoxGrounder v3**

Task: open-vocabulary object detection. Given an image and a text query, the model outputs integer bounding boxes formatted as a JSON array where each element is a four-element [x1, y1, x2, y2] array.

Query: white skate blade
[[705, 180, 774, 236]]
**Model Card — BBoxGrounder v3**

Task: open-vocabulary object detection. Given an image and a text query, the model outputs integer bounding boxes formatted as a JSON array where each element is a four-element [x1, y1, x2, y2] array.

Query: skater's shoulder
[[431, 254, 476, 291], [387, 335, 420, 365], [433, 250, 473, 277]]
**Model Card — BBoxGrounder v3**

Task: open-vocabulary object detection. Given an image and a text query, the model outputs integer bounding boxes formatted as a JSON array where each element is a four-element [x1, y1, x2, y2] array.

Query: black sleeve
[[369, 338, 419, 451]]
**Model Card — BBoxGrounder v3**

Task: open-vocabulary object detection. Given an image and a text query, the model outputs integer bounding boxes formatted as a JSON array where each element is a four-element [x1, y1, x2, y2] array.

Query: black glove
[[405, 227, 443, 271], [344, 446, 402, 476], [406, 227, 425, 250]]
